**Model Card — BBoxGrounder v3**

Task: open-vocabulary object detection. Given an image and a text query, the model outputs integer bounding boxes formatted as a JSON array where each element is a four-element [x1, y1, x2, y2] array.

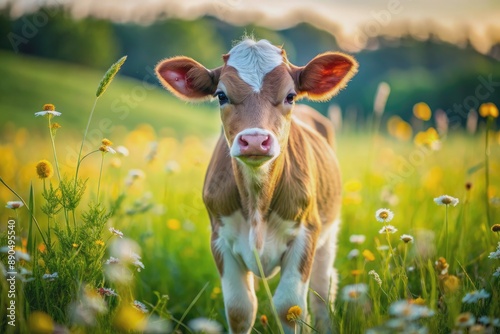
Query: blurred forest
[[1, 7, 499, 128]]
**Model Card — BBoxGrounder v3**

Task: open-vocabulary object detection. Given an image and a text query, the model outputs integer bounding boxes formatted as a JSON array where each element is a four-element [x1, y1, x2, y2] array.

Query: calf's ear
[[292, 52, 358, 102], [155, 57, 221, 101]]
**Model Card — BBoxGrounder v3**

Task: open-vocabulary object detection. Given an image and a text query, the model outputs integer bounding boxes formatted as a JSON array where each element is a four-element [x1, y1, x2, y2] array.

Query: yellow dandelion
[[95, 240, 105, 247], [113, 305, 147, 331], [388, 116, 413, 141], [38, 243, 46, 253], [286, 305, 302, 322], [36, 160, 54, 179], [72, 243, 79, 248], [102, 138, 113, 146], [413, 102, 432, 121], [479, 102, 499, 118], [414, 127, 440, 149], [260, 315, 268, 327], [351, 269, 363, 277], [362, 249, 376, 262], [29, 311, 54, 334], [410, 297, 426, 305], [443, 275, 460, 294], [491, 224, 500, 233], [167, 219, 181, 230]]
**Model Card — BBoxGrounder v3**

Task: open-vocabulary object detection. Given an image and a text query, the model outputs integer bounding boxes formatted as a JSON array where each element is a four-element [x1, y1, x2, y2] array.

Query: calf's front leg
[[273, 226, 317, 334], [212, 232, 257, 334]]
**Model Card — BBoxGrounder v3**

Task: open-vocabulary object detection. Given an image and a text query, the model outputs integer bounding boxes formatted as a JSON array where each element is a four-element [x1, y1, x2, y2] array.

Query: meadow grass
[[0, 57, 499, 334]]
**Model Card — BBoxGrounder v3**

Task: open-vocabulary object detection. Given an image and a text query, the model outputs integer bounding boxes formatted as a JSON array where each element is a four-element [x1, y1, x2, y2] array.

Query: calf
[[156, 38, 357, 333]]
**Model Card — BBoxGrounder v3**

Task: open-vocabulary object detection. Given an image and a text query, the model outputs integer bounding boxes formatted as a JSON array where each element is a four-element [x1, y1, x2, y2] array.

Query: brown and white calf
[[156, 38, 357, 333]]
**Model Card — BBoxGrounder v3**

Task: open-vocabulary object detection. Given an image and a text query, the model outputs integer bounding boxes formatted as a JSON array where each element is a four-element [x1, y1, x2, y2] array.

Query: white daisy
[[133, 300, 148, 313], [341, 283, 368, 302], [109, 227, 124, 238], [493, 267, 500, 278], [97, 287, 118, 297], [349, 234, 366, 244], [6, 201, 24, 209], [104, 256, 120, 265], [35, 110, 61, 117], [389, 300, 435, 321], [347, 249, 360, 259], [400, 234, 414, 243], [433, 195, 459, 207], [462, 289, 490, 304], [115, 145, 129, 157], [455, 312, 476, 328], [188, 317, 223, 334], [42, 272, 58, 281], [375, 208, 394, 223], [379, 225, 398, 234]]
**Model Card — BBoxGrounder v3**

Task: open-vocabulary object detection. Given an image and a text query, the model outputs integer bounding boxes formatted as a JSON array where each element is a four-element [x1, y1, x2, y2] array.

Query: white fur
[[227, 39, 283, 92], [218, 210, 299, 278]]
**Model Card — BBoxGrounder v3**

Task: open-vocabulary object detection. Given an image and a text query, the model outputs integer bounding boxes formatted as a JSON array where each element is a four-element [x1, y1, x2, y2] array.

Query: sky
[[2, 0, 500, 54]]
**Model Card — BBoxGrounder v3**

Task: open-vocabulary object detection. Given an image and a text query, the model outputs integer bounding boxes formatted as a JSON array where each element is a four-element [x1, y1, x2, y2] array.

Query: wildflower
[[116, 145, 129, 157], [443, 275, 460, 294], [133, 300, 148, 313], [286, 305, 302, 321], [389, 300, 435, 321], [351, 269, 363, 277], [375, 208, 394, 223], [6, 201, 24, 209], [349, 234, 366, 244], [456, 312, 476, 328], [377, 245, 390, 251], [105, 257, 120, 265], [413, 102, 432, 121], [341, 283, 368, 302], [478, 316, 500, 327], [109, 227, 124, 238], [379, 225, 397, 234], [125, 169, 145, 186], [493, 267, 500, 278], [479, 102, 499, 118], [131, 253, 145, 272], [260, 315, 268, 327], [347, 249, 360, 259], [410, 297, 426, 306], [72, 243, 79, 248], [28, 311, 54, 334], [165, 160, 181, 173], [387, 116, 413, 141], [42, 272, 58, 281], [145, 141, 158, 162], [188, 318, 223, 334], [97, 287, 118, 297], [414, 127, 441, 150], [434, 195, 459, 207], [362, 249, 376, 262], [96, 56, 127, 98], [462, 289, 490, 304], [95, 240, 105, 247], [491, 224, 500, 232], [167, 218, 181, 230], [36, 160, 54, 179], [35, 104, 61, 117], [435, 257, 449, 275], [50, 122, 61, 131], [488, 243, 500, 259], [469, 325, 486, 333], [99, 145, 116, 154], [368, 270, 382, 287], [102, 138, 113, 146], [400, 234, 414, 243]]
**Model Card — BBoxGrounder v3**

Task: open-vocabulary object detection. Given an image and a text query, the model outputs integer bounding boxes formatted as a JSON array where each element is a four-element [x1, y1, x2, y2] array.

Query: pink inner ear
[[159, 66, 191, 95]]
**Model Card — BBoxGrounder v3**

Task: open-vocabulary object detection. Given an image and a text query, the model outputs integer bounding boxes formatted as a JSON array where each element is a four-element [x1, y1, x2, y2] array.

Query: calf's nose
[[238, 134, 272, 156]]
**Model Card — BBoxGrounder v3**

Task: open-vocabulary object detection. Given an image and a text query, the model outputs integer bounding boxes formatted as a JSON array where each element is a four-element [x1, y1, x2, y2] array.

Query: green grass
[[0, 53, 499, 334], [0, 50, 219, 136]]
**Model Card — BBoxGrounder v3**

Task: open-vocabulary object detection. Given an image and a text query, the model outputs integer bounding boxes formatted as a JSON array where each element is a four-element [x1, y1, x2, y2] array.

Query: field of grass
[[0, 54, 499, 334]]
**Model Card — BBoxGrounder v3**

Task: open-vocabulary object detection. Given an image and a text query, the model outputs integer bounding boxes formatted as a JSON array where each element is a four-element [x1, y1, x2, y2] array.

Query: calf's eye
[[285, 93, 296, 105], [216, 92, 229, 105]]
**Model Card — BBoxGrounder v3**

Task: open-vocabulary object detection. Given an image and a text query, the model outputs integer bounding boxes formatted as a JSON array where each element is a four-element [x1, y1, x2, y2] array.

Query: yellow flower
[[43, 104, 56, 111], [260, 315, 268, 327], [410, 297, 426, 305], [351, 269, 363, 277], [443, 275, 460, 294], [113, 305, 147, 331], [413, 102, 432, 121], [362, 249, 376, 262], [95, 240, 105, 247], [479, 102, 499, 118], [167, 219, 181, 230], [72, 243, 79, 248], [286, 305, 302, 321], [36, 160, 54, 179], [414, 127, 440, 148], [29, 311, 54, 334], [388, 116, 412, 141], [38, 243, 47, 253], [102, 138, 113, 146]]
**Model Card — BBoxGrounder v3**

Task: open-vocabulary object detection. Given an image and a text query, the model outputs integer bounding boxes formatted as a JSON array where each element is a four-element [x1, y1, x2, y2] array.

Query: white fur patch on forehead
[[226, 39, 283, 92]]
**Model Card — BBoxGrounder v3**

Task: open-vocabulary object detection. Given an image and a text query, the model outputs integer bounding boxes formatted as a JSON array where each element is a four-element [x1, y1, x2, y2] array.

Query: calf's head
[[156, 39, 357, 167]]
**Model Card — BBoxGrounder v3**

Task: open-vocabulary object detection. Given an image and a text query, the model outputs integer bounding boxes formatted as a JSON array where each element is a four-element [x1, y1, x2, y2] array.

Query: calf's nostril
[[239, 136, 249, 147]]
